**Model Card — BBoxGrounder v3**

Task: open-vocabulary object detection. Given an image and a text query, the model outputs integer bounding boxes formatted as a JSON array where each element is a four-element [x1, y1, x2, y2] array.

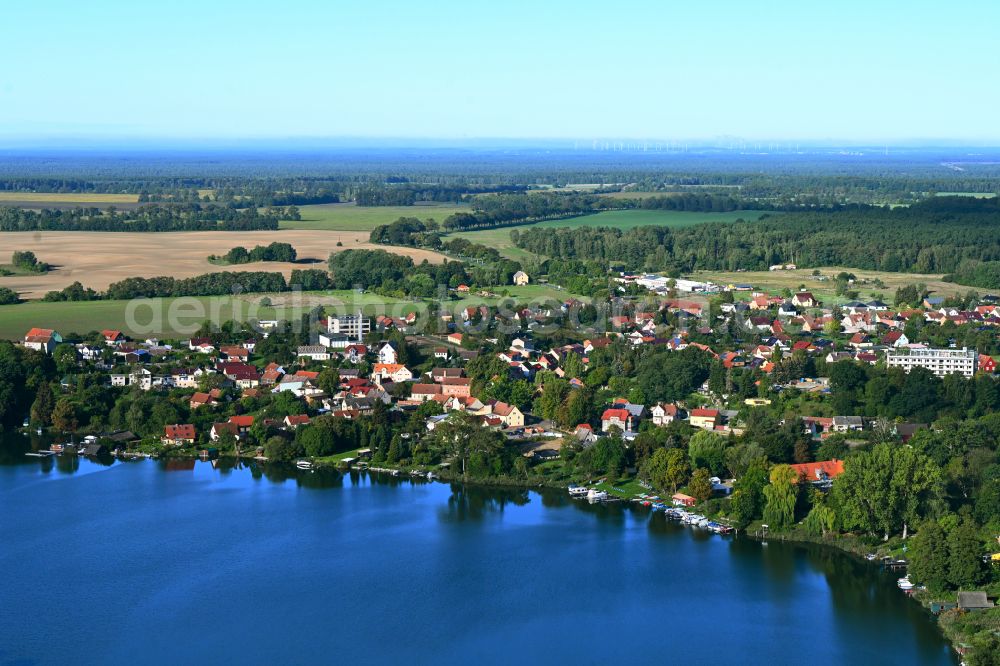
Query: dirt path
[[0, 230, 447, 299]]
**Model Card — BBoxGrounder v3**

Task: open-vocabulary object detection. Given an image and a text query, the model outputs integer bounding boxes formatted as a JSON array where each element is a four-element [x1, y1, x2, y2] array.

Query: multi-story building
[[327, 313, 371, 341], [885, 347, 978, 378]]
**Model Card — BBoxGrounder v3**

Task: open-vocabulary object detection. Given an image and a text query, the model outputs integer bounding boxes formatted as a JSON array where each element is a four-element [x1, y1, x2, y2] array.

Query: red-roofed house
[[979, 355, 996, 374], [228, 415, 254, 434], [488, 401, 524, 427], [789, 459, 845, 485], [689, 408, 720, 430], [283, 414, 311, 429], [101, 329, 126, 346], [163, 424, 196, 445], [650, 403, 681, 426], [24, 328, 62, 354], [601, 408, 631, 432]]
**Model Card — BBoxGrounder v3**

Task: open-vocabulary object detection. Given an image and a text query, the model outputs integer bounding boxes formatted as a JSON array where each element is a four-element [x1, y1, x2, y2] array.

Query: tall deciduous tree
[[762, 464, 798, 528]]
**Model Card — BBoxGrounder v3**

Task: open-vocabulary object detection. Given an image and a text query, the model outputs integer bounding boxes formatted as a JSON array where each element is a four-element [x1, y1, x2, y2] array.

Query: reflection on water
[[0, 432, 957, 665]]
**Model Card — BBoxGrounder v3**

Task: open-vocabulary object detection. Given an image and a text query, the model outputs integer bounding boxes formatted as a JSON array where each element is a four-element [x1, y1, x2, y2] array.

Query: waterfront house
[[957, 592, 994, 611], [672, 493, 696, 507], [789, 459, 844, 487], [162, 424, 196, 446]]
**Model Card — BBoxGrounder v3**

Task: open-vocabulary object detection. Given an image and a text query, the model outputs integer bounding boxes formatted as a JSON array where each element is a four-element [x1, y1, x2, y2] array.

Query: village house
[[377, 342, 398, 365], [373, 363, 413, 384], [512, 270, 529, 286], [342, 344, 367, 364], [689, 408, 720, 430], [283, 414, 311, 429], [789, 459, 845, 488], [979, 355, 997, 373], [410, 383, 442, 402], [672, 493, 696, 507], [486, 401, 524, 427], [162, 423, 196, 446], [601, 408, 631, 432], [24, 328, 62, 354], [832, 415, 864, 432], [101, 329, 126, 346], [210, 421, 239, 441], [189, 389, 222, 409], [296, 345, 331, 362], [220, 345, 250, 362], [188, 337, 216, 354], [791, 291, 817, 308]]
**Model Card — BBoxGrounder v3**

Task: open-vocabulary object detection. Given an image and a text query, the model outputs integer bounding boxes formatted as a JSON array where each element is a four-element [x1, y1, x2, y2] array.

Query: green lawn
[[450, 209, 765, 260], [547, 209, 764, 230], [0, 285, 590, 340], [280, 203, 470, 231]]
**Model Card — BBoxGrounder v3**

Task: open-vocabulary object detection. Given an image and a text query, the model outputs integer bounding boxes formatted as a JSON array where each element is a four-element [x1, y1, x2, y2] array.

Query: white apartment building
[[327, 313, 371, 341], [885, 347, 978, 378]]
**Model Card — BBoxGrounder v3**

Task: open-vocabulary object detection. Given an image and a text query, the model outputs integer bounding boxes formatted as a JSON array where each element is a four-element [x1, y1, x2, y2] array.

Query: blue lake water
[[0, 441, 955, 665]]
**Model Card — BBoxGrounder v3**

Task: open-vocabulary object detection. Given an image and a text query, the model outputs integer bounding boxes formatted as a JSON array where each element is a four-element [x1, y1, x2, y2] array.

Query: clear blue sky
[[2, 0, 998, 143]]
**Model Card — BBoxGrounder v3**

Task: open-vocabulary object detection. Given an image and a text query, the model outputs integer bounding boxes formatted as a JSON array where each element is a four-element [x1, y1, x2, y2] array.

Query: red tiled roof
[[789, 459, 845, 483], [164, 424, 195, 439]]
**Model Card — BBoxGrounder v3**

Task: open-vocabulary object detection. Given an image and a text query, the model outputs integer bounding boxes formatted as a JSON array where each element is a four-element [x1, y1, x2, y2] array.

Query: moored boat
[[295, 460, 315, 470]]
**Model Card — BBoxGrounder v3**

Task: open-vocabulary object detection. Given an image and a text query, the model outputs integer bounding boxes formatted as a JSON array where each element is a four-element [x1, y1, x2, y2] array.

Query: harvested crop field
[[0, 192, 146, 210], [0, 230, 447, 299]]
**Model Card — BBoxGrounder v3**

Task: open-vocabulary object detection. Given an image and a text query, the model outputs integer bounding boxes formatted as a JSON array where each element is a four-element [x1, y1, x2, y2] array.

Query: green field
[[450, 209, 765, 260], [691, 267, 966, 305], [0, 284, 584, 340], [279, 202, 470, 231]]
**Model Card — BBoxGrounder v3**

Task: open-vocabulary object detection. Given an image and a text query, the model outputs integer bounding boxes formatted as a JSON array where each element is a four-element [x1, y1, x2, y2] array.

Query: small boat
[[22, 418, 30, 428], [865, 553, 877, 561], [50, 443, 65, 453], [295, 460, 315, 470], [568, 486, 589, 498], [897, 576, 914, 590], [586, 489, 608, 502]]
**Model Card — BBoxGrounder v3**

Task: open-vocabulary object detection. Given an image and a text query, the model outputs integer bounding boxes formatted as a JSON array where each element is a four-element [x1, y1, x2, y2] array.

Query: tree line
[[511, 197, 1000, 275], [0, 204, 295, 232]]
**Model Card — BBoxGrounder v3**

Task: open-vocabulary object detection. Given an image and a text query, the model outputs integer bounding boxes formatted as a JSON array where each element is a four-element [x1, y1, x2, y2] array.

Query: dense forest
[[511, 197, 1000, 276]]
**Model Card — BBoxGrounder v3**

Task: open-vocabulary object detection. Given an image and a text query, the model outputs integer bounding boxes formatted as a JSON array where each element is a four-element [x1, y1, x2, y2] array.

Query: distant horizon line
[[3, 135, 1000, 152]]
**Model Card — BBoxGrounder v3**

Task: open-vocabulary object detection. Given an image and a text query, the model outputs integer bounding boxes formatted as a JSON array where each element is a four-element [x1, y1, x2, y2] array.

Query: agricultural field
[[0, 284, 585, 340], [933, 192, 997, 198], [0, 192, 140, 204], [450, 209, 766, 261], [690, 267, 969, 304], [0, 230, 447, 300], [280, 202, 469, 231]]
